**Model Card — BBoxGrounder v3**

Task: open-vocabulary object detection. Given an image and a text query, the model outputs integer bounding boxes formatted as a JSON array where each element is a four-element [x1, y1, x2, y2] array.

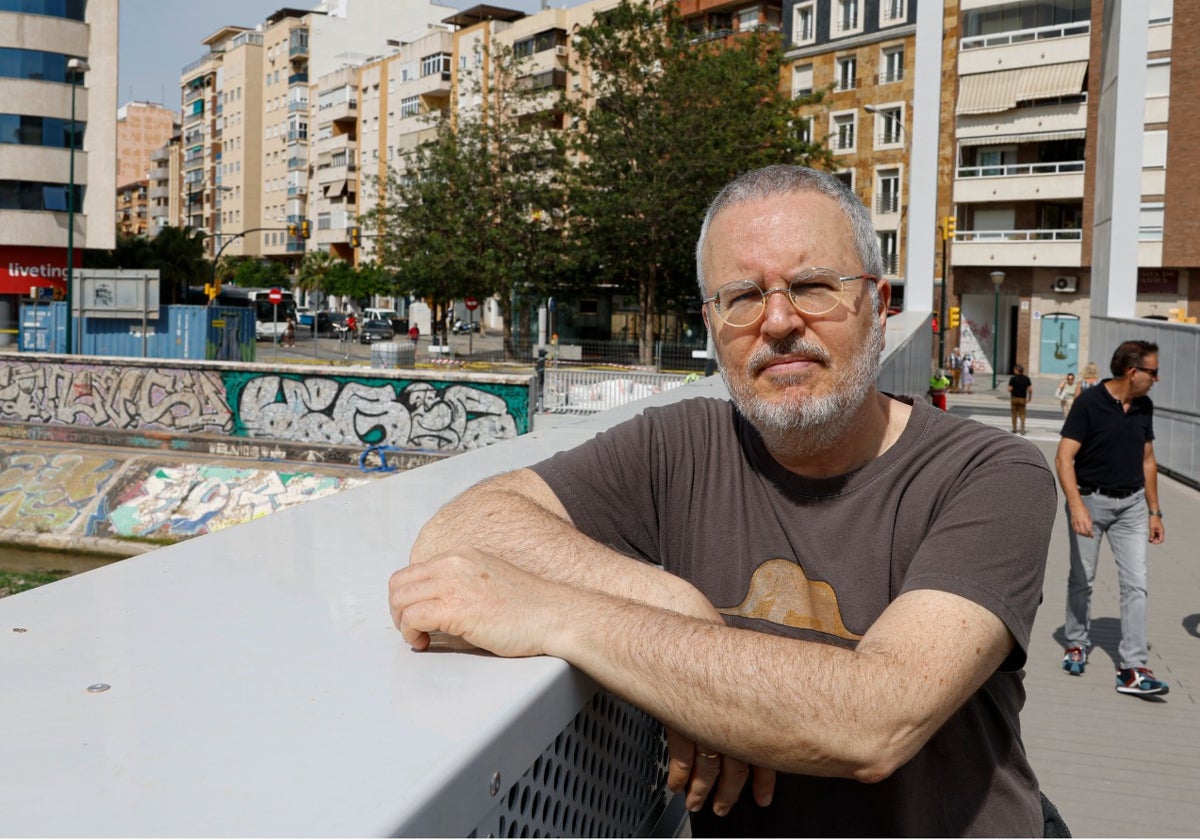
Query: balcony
[[289, 100, 309, 114], [954, 161, 1085, 204], [950, 228, 1083, 267], [961, 20, 1090, 52]]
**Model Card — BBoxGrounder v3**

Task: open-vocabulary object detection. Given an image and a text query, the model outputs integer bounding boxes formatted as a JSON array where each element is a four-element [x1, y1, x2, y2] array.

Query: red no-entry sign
[[464, 295, 479, 311], [268, 287, 282, 305]]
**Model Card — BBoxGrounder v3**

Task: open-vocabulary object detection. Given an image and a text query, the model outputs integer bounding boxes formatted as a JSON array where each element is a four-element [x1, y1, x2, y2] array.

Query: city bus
[[214, 287, 297, 342]]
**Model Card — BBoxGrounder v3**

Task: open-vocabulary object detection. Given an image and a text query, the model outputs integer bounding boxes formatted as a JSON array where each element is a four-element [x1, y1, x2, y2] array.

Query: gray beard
[[718, 320, 884, 460]]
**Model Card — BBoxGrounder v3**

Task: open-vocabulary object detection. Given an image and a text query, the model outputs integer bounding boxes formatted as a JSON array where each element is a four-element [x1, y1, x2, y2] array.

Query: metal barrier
[[541, 368, 691, 415]]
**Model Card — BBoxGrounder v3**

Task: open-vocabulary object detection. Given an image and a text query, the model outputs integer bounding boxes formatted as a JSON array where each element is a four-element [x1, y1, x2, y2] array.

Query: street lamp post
[[64, 57, 89, 355], [990, 270, 1005, 389]]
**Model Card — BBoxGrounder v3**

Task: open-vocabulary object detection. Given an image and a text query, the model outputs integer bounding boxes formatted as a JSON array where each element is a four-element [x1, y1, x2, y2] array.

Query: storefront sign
[[1137, 268, 1178, 294], [0, 246, 76, 297]]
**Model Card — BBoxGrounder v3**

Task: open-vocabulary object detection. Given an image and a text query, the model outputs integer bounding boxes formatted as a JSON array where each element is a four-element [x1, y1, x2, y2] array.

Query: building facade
[[0, 0, 117, 340]]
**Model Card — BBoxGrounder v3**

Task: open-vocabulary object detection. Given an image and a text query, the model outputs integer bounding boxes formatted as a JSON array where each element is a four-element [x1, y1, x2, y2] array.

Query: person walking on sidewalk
[[1055, 372, 1077, 418], [1055, 340, 1167, 696], [960, 352, 975, 394], [1007, 364, 1033, 434]]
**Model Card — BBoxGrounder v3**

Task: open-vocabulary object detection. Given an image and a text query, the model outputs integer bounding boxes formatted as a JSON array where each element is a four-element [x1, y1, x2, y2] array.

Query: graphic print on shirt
[[715, 558, 863, 640]]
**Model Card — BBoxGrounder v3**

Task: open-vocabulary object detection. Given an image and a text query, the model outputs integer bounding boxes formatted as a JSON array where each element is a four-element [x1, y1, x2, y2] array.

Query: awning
[[957, 61, 1088, 115], [958, 129, 1086, 147], [324, 180, 347, 196], [1018, 61, 1088, 101]]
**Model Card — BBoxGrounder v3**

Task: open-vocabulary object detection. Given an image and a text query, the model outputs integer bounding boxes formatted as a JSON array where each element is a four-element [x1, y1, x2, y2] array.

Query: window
[[793, 2, 816, 45], [1146, 60, 1170, 97], [873, 105, 904, 147], [878, 231, 899, 275], [421, 53, 450, 77], [400, 96, 419, 118], [880, 46, 904, 84], [1143, 131, 1167, 169], [1148, 0, 1172, 25], [835, 56, 857, 91], [1139, 203, 1163, 241], [876, 168, 900, 215], [792, 63, 813, 98], [880, 0, 906, 26], [737, 6, 758, 30], [795, 115, 814, 145], [832, 112, 856, 152], [834, 0, 861, 35], [834, 169, 854, 191]]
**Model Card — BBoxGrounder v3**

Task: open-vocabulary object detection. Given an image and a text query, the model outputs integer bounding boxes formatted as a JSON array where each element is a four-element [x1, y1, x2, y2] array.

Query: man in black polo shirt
[[1055, 340, 1167, 695]]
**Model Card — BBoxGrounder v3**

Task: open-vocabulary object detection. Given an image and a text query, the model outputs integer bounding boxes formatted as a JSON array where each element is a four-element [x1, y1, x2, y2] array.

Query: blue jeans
[[1064, 490, 1149, 669]]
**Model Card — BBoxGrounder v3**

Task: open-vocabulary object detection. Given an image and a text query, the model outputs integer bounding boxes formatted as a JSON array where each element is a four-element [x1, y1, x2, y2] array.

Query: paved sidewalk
[[949, 387, 1200, 837]]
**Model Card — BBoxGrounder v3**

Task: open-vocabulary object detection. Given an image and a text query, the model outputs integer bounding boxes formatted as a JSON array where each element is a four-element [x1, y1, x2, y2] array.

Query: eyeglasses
[[1134, 366, 1159, 378], [702, 269, 877, 328]]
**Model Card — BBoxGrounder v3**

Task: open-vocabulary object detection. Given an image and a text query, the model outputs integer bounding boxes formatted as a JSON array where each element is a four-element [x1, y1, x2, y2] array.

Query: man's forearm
[[543, 586, 1010, 783], [411, 469, 717, 618]]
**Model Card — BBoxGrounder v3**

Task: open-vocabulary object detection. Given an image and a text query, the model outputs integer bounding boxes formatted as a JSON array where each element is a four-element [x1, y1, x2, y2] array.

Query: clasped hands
[[389, 546, 775, 817]]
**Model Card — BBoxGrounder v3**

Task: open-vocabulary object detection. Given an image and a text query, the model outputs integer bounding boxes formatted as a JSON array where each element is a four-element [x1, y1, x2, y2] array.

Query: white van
[[364, 307, 399, 322]]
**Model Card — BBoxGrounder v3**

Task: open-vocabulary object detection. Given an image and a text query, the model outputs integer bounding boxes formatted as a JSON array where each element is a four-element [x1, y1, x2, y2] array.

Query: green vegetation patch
[[0, 568, 72, 598]]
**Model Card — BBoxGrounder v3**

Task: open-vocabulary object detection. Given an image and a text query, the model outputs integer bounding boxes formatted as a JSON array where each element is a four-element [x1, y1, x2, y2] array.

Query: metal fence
[[472, 338, 709, 372], [540, 367, 693, 415]]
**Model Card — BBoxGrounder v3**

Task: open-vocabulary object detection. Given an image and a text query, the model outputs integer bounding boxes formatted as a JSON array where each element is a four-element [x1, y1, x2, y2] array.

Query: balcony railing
[[880, 252, 900, 275], [961, 20, 1090, 51], [876, 194, 900, 214], [954, 228, 1082, 242], [289, 100, 309, 113], [957, 160, 1085, 178], [833, 77, 857, 92]]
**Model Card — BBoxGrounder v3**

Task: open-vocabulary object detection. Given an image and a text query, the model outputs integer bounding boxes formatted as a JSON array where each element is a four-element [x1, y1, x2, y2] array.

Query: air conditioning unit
[[555, 45, 568, 57], [1052, 275, 1078, 293]]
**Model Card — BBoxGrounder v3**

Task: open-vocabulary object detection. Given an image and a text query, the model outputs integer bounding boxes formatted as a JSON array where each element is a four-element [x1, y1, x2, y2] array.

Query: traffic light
[[931, 315, 939, 334], [349, 226, 361, 247], [287, 223, 298, 239], [943, 215, 957, 241], [948, 306, 961, 330], [300, 219, 311, 239]]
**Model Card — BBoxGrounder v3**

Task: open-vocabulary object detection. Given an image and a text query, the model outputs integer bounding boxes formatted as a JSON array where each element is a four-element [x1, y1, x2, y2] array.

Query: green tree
[[230, 258, 289, 289], [87, 226, 208, 305], [563, 0, 832, 363], [364, 41, 567, 356]]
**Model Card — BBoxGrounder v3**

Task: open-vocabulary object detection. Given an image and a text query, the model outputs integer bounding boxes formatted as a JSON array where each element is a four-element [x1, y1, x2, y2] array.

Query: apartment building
[[0, 0, 116, 337], [116, 101, 177, 187], [115, 179, 149, 237], [946, 0, 1190, 378], [147, 134, 180, 237], [782, 0, 918, 309]]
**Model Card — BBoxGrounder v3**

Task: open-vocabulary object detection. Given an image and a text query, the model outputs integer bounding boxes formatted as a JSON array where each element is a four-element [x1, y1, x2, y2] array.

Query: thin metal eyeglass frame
[[702, 271, 878, 327]]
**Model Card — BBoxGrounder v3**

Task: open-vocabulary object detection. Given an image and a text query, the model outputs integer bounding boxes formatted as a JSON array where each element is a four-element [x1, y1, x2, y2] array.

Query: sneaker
[[1062, 646, 1087, 676], [1115, 667, 1169, 696]]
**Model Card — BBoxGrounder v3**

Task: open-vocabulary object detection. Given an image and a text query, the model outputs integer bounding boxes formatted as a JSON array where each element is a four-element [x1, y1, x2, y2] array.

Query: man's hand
[[1148, 516, 1165, 545], [666, 729, 774, 816], [1068, 503, 1094, 538], [389, 547, 569, 657]]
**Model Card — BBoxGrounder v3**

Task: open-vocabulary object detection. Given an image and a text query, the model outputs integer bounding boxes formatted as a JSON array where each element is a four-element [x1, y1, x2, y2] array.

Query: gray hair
[[695, 165, 884, 299]]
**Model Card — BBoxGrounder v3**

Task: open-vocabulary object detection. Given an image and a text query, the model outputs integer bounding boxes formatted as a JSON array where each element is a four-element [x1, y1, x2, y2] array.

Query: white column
[[902, 0, 944, 314]]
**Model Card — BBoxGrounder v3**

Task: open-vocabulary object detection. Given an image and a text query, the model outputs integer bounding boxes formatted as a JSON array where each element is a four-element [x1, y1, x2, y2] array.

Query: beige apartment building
[[116, 101, 177, 187]]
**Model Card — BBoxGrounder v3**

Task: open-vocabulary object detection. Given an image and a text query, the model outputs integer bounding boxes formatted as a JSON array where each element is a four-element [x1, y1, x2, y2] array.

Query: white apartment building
[[0, 0, 117, 340]]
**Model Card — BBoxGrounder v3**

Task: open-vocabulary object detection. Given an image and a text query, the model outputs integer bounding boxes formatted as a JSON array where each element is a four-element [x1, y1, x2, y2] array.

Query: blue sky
[[118, 0, 550, 108]]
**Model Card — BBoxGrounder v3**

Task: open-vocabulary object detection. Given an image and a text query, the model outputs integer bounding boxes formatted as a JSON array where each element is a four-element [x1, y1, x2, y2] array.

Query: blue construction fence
[[19, 301, 257, 361]]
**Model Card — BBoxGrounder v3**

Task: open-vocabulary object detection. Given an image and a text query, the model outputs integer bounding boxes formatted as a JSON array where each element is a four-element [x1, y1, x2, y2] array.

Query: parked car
[[295, 306, 315, 330], [316, 311, 345, 337], [359, 318, 395, 344]]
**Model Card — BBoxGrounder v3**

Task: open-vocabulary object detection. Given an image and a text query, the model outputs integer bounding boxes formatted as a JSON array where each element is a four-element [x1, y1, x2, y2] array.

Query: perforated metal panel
[[470, 691, 677, 838]]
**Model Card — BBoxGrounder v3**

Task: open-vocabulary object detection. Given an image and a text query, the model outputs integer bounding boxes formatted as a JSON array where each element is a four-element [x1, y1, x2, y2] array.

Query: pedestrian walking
[[1056, 340, 1167, 696], [283, 317, 296, 348], [947, 347, 963, 393], [960, 353, 975, 394], [1007, 364, 1032, 434], [1078, 361, 1099, 392], [408, 324, 419, 348], [1055, 372, 1077, 418], [928, 367, 951, 411]]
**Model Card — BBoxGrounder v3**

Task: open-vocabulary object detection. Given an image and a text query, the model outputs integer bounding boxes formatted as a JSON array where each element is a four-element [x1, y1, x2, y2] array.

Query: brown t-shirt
[[531, 395, 1057, 837]]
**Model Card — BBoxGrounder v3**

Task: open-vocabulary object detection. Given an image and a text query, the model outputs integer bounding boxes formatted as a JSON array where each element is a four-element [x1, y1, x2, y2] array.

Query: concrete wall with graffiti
[[0, 444, 374, 545], [0, 355, 534, 456]]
